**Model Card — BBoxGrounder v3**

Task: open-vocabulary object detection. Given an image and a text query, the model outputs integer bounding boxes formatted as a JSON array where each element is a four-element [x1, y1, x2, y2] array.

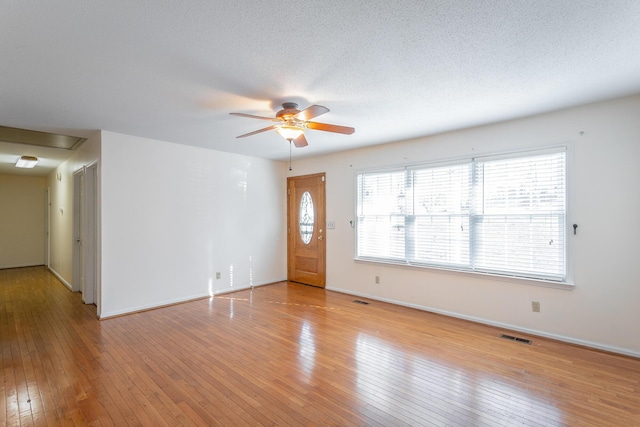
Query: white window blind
[[356, 149, 567, 282], [409, 163, 471, 267], [357, 171, 406, 260], [473, 152, 566, 280]]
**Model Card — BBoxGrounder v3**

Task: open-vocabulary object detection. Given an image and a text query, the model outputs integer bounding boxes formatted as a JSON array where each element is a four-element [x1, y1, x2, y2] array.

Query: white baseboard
[[99, 291, 211, 319], [327, 285, 640, 359], [99, 277, 286, 320], [213, 277, 287, 295], [1, 263, 44, 269], [48, 267, 73, 291]]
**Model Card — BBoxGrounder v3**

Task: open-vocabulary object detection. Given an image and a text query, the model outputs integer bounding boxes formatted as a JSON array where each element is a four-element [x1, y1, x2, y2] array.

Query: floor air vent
[[353, 300, 370, 305], [500, 334, 532, 345]]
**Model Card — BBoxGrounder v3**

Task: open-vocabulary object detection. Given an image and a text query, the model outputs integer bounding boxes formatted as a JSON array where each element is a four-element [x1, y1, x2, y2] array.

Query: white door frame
[[72, 169, 85, 294], [46, 187, 50, 268], [83, 163, 98, 307], [72, 163, 100, 313]]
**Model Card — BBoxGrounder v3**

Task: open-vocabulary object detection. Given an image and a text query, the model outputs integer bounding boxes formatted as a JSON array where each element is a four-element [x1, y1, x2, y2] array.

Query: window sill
[[353, 257, 575, 290]]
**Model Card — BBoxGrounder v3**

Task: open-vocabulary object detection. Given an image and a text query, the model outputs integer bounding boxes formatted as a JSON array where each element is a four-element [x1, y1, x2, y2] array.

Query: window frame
[[354, 146, 574, 289]]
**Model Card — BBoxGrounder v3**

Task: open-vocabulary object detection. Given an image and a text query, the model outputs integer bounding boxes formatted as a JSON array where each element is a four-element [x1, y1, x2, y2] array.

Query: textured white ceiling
[[1, 0, 640, 175]]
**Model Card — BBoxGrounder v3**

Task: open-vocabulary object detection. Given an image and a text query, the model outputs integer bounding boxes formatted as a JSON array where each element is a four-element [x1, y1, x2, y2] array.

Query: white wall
[[0, 174, 46, 268], [47, 133, 101, 288], [290, 94, 640, 356], [100, 131, 287, 318]]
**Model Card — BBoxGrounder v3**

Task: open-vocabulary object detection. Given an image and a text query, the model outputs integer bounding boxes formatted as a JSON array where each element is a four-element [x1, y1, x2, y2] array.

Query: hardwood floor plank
[[2, 267, 640, 426]]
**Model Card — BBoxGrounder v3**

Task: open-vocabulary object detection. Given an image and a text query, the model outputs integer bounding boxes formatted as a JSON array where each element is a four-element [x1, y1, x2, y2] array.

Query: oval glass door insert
[[299, 191, 314, 244]]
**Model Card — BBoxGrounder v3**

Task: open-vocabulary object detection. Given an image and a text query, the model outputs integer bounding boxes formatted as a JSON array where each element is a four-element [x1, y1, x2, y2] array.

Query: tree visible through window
[[356, 149, 566, 282]]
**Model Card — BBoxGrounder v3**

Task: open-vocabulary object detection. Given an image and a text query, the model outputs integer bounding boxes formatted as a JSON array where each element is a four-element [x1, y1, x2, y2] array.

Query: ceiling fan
[[230, 102, 355, 147]]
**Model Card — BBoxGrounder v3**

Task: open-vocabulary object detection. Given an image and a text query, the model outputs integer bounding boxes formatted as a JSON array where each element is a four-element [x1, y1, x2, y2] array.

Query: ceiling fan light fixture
[[15, 155, 39, 168], [275, 124, 305, 141]]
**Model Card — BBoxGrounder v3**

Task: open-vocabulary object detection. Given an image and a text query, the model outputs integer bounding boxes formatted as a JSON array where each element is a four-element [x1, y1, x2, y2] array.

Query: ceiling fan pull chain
[[289, 140, 293, 171]]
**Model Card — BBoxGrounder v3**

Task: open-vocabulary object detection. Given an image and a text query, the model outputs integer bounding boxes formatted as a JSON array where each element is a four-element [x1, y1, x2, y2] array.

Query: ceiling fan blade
[[230, 112, 278, 121], [306, 121, 355, 135], [294, 105, 329, 121], [236, 125, 277, 138], [293, 134, 308, 148]]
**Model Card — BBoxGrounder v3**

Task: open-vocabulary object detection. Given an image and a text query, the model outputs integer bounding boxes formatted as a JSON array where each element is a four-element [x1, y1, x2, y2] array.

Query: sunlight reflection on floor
[[355, 333, 564, 426]]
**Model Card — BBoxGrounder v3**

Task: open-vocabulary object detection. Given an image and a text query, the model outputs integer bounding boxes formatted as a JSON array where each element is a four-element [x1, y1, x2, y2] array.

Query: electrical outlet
[[375, 275, 380, 284], [532, 301, 540, 312], [216, 272, 221, 280]]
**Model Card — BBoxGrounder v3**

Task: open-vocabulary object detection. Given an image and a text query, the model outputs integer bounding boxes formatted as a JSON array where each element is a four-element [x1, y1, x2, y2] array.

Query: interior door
[[287, 173, 326, 288]]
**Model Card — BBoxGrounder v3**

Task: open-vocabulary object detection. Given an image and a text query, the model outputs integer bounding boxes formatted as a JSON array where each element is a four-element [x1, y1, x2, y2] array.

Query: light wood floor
[[2, 267, 639, 426]]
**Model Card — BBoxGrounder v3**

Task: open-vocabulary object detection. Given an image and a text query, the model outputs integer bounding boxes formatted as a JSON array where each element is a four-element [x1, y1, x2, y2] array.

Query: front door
[[287, 173, 326, 288]]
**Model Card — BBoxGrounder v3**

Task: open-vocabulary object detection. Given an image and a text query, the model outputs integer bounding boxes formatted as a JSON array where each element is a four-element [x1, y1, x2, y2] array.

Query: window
[[299, 191, 315, 244], [356, 148, 566, 282]]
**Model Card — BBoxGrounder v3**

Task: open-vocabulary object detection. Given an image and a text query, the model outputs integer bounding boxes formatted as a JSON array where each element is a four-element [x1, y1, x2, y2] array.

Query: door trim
[[72, 163, 99, 311], [72, 169, 84, 293]]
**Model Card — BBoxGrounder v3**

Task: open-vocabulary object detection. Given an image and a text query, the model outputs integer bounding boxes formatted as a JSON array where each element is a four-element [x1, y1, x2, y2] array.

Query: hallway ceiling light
[[16, 155, 39, 168]]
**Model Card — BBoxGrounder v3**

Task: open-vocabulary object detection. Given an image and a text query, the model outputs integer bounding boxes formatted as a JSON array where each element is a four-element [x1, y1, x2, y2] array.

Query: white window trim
[[353, 257, 575, 290], [353, 144, 575, 288]]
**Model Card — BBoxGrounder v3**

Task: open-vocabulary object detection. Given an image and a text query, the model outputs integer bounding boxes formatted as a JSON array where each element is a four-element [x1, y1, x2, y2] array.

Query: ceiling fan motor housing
[[277, 103, 301, 119], [276, 103, 302, 125]]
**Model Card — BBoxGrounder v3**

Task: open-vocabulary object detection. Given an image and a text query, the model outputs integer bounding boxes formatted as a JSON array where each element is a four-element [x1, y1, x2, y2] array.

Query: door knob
[[318, 236, 324, 240]]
